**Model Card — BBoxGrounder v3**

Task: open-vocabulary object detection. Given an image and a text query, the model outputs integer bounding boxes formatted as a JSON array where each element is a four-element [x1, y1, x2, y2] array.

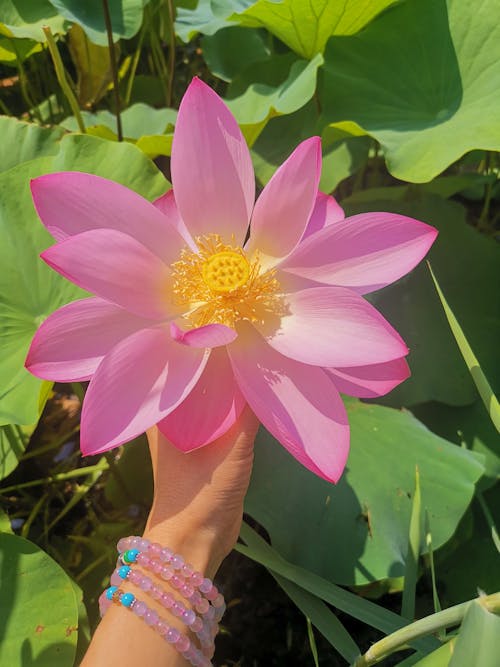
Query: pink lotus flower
[[25, 78, 437, 483]]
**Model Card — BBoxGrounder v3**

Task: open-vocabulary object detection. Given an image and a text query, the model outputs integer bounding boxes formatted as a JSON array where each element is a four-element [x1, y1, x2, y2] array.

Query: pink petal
[[30, 172, 186, 262], [41, 229, 177, 320], [302, 192, 345, 240], [80, 327, 208, 455], [153, 190, 197, 252], [25, 297, 152, 382], [158, 348, 246, 452], [326, 357, 410, 398], [171, 77, 255, 243], [170, 321, 237, 348], [246, 137, 321, 264], [228, 324, 349, 483], [257, 286, 408, 367], [279, 212, 438, 294]]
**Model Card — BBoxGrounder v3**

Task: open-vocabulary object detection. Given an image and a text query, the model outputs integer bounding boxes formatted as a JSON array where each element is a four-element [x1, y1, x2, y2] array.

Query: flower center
[[170, 234, 283, 328], [201, 250, 250, 293]]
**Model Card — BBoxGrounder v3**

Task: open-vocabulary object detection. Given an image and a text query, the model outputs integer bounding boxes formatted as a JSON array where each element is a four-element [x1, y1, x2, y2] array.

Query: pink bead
[[213, 593, 225, 608], [205, 585, 218, 601], [130, 536, 141, 548], [117, 537, 130, 553], [181, 563, 194, 578], [110, 571, 121, 586], [139, 576, 152, 592], [190, 591, 202, 605], [170, 574, 183, 589], [171, 554, 184, 570], [181, 583, 194, 598], [159, 547, 173, 562], [132, 600, 147, 617], [152, 560, 163, 574], [205, 605, 215, 622], [190, 572, 203, 587], [166, 628, 180, 644], [144, 609, 159, 626], [171, 601, 184, 617], [137, 553, 150, 567], [160, 566, 173, 581], [182, 608, 197, 626], [161, 592, 174, 609], [176, 634, 190, 652], [199, 578, 212, 594], [191, 617, 203, 633], [148, 542, 161, 556], [129, 570, 142, 585], [138, 538, 150, 551], [195, 598, 209, 614], [156, 620, 169, 636]]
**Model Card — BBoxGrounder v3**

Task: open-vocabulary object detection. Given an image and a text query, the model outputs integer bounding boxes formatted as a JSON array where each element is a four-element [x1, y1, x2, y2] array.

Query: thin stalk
[[124, 24, 146, 106], [0, 460, 109, 494], [21, 492, 48, 538], [76, 551, 109, 582], [101, 0, 123, 140], [477, 491, 500, 553], [165, 0, 176, 105], [351, 593, 500, 666], [0, 95, 11, 115], [20, 427, 80, 461], [42, 26, 85, 132]]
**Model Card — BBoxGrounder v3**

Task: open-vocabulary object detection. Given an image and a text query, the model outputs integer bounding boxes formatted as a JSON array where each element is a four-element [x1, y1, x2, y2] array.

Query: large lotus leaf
[[201, 26, 271, 82], [61, 104, 177, 139], [233, 0, 400, 58], [175, 0, 251, 42], [449, 599, 500, 667], [0, 0, 66, 40], [0, 424, 33, 481], [245, 400, 484, 586], [47, 0, 150, 45], [0, 116, 64, 174], [0, 37, 41, 64], [0, 533, 79, 666], [320, 0, 500, 182], [67, 22, 113, 107], [343, 195, 500, 407], [0, 135, 169, 426], [251, 101, 369, 190]]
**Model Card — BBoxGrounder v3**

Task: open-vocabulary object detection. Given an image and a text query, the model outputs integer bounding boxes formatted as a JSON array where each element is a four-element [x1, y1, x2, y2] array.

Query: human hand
[[144, 406, 259, 578]]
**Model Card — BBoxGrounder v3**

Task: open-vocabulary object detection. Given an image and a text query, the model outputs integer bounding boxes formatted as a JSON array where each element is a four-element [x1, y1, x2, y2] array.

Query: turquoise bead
[[106, 586, 118, 601], [123, 549, 139, 564], [120, 592, 135, 607], [118, 565, 131, 579]]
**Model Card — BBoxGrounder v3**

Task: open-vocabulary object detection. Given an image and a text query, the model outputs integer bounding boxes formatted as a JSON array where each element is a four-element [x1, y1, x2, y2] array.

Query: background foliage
[[0, 1, 498, 665]]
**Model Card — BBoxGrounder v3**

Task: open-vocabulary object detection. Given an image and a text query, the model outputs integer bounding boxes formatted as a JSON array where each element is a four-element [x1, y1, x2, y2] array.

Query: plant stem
[[42, 26, 85, 132], [351, 593, 500, 666], [0, 460, 109, 494], [165, 0, 176, 106], [101, 0, 123, 140]]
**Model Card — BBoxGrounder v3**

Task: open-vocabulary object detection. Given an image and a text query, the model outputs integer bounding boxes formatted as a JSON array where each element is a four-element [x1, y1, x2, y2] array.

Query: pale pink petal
[[279, 212, 438, 294], [25, 297, 152, 382], [41, 229, 177, 320], [257, 286, 408, 367], [171, 77, 255, 243], [246, 137, 321, 264], [228, 323, 349, 483], [80, 327, 208, 455], [158, 348, 246, 451], [170, 321, 237, 348], [30, 172, 186, 262], [153, 190, 197, 252], [302, 192, 345, 240], [326, 357, 410, 398]]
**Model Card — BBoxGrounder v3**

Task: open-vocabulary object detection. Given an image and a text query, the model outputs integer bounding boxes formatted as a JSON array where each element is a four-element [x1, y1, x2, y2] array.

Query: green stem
[[0, 460, 109, 494], [20, 427, 80, 461], [42, 26, 85, 132], [351, 593, 500, 666], [165, 0, 176, 106], [101, 0, 123, 140], [477, 491, 500, 553], [124, 23, 146, 106]]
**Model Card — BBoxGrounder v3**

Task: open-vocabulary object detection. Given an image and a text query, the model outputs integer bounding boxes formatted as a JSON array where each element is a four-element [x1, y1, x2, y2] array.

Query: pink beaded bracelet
[[99, 586, 212, 667]]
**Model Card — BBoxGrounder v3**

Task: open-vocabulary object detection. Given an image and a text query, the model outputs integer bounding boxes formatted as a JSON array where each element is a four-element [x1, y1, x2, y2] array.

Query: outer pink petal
[[30, 172, 186, 262], [301, 192, 345, 240], [279, 212, 438, 294], [257, 286, 408, 367], [153, 190, 197, 252], [170, 321, 237, 348], [80, 327, 208, 455], [41, 229, 177, 320], [171, 77, 255, 243], [228, 323, 349, 483], [158, 348, 246, 452], [246, 137, 322, 263], [25, 297, 153, 382], [326, 357, 410, 398]]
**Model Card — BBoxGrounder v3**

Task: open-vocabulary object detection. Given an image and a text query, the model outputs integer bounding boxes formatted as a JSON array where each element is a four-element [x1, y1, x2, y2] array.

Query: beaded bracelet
[[100, 586, 212, 667]]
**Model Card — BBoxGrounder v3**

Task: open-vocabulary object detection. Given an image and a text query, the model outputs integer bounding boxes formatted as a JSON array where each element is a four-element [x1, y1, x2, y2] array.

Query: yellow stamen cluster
[[170, 234, 283, 328]]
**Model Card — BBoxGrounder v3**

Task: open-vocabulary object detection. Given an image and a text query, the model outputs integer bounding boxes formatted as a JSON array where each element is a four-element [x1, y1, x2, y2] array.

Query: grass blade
[[402, 467, 422, 620]]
